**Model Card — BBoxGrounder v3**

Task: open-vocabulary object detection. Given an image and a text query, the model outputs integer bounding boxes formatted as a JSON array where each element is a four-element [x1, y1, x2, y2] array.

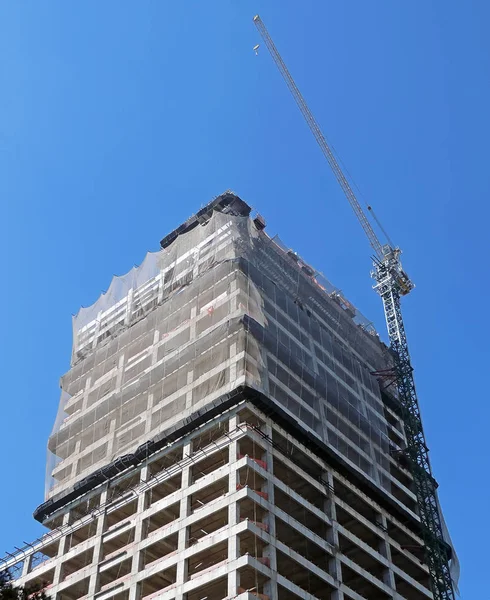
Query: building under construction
[[1, 192, 458, 600]]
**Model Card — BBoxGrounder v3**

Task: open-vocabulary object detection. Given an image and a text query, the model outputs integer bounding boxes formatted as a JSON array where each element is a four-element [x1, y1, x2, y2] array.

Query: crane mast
[[253, 14, 455, 600]]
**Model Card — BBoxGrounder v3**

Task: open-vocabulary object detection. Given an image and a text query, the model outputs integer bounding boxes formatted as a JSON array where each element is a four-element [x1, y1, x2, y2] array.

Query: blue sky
[[0, 2, 488, 597]]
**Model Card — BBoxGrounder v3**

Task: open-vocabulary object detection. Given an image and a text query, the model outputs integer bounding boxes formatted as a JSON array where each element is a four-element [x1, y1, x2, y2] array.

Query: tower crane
[[253, 14, 455, 600]]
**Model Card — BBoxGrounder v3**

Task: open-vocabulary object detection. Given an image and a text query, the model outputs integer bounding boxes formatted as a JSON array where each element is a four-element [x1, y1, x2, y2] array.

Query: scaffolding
[[47, 196, 393, 507]]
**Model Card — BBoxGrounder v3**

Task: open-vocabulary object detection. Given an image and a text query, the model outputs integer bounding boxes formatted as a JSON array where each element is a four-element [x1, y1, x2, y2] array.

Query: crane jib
[[253, 14, 455, 600]]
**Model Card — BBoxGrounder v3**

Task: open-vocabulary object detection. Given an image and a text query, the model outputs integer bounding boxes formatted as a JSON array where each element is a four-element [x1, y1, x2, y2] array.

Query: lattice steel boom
[[253, 14, 455, 600]]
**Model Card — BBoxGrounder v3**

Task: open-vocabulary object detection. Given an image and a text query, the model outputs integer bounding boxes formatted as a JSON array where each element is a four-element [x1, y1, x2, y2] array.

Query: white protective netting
[[47, 211, 395, 507]]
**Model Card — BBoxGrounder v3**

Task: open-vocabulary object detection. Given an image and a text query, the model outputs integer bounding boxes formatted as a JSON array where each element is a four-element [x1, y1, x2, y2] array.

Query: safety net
[[46, 210, 395, 505]]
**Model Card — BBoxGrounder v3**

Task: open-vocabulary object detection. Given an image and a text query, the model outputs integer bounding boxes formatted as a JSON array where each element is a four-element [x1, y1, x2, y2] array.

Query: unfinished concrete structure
[[1, 193, 457, 599]]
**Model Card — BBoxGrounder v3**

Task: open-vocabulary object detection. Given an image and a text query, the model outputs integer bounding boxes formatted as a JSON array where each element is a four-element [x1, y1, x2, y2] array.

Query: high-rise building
[[1, 192, 457, 600]]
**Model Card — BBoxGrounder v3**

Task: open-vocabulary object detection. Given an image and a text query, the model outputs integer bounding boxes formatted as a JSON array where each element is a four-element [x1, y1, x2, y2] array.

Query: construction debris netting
[[47, 211, 393, 503], [44, 208, 459, 590]]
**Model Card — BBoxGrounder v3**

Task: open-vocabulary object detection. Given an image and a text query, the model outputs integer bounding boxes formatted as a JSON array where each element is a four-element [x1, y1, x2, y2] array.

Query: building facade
[[1, 193, 455, 599]]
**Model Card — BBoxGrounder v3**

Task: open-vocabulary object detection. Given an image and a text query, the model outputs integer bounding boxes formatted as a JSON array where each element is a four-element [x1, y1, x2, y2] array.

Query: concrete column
[[157, 270, 165, 304], [21, 555, 32, 579], [262, 421, 277, 600], [128, 468, 148, 600], [88, 490, 108, 597], [105, 419, 118, 461], [72, 440, 82, 482], [115, 354, 125, 390], [229, 342, 237, 385], [376, 513, 396, 590], [229, 278, 237, 313], [144, 395, 153, 437], [151, 329, 160, 364], [185, 371, 193, 410], [52, 512, 71, 585], [228, 415, 241, 598], [324, 470, 336, 520], [125, 288, 134, 326], [81, 376, 92, 412], [227, 521, 241, 598], [192, 251, 200, 281], [327, 472, 344, 600], [51, 542, 67, 589], [175, 442, 192, 600], [92, 310, 103, 349], [190, 306, 197, 340], [307, 332, 320, 376]]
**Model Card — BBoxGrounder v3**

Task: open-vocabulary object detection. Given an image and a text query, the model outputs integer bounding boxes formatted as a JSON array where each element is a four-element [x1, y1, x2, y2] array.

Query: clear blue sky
[[0, 2, 488, 598]]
